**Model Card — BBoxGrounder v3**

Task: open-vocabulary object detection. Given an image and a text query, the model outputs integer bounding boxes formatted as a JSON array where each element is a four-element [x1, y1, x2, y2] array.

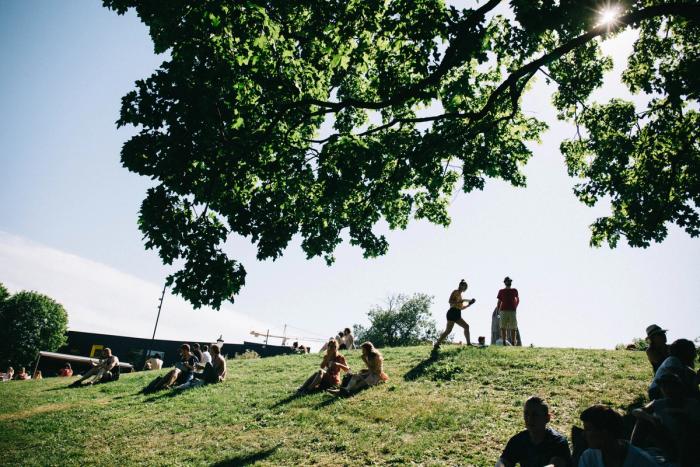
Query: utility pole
[[281, 324, 288, 346], [142, 282, 167, 369]]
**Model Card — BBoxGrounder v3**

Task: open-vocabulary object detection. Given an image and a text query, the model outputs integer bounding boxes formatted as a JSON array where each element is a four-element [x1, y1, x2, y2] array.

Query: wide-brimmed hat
[[645, 324, 667, 338]]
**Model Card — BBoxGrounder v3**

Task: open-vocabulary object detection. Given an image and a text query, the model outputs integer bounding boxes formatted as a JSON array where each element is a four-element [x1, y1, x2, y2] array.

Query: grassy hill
[[0, 345, 650, 466]]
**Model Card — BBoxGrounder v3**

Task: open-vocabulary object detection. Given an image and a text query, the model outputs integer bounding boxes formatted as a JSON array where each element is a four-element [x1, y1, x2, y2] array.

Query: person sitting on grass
[[649, 338, 698, 401], [631, 372, 700, 466], [496, 396, 572, 467], [578, 405, 658, 467], [70, 348, 119, 387], [58, 363, 73, 377], [16, 367, 30, 380], [2, 366, 14, 381], [144, 344, 198, 393], [143, 353, 163, 371], [338, 331, 347, 350], [332, 341, 388, 396], [297, 339, 349, 395], [343, 327, 355, 350], [176, 343, 227, 390]]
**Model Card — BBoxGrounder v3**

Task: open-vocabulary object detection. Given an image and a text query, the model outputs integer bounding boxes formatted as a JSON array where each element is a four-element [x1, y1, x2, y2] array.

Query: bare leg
[[157, 369, 180, 389], [454, 318, 471, 345], [510, 329, 518, 346], [298, 370, 323, 393], [434, 321, 455, 348], [75, 365, 100, 383], [501, 328, 507, 344]]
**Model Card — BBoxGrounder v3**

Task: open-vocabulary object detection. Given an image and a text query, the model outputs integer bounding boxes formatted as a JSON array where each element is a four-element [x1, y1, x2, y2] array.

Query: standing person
[[645, 324, 669, 375], [497, 277, 520, 346], [433, 279, 476, 352], [496, 396, 572, 467]]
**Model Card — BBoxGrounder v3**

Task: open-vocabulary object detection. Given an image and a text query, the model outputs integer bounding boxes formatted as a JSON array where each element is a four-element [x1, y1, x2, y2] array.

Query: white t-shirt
[[578, 443, 659, 467], [202, 351, 212, 364]]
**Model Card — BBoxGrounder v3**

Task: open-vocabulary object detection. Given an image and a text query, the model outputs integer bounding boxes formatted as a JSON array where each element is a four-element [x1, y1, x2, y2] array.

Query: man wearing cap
[[497, 277, 520, 346], [645, 324, 669, 375]]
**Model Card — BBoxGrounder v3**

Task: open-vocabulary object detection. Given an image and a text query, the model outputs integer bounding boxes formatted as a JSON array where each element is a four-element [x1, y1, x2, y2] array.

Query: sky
[[1, 1, 698, 351]]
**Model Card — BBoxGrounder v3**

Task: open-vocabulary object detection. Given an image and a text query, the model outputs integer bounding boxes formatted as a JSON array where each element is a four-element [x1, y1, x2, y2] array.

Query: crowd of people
[[141, 342, 226, 393], [318, 327, 355, 352]]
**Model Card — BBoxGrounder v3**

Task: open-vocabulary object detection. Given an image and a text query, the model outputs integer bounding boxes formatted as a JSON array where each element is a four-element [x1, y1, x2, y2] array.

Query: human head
[[20, 367, 26, 373], [504, 276, 513, 286], [579, 405, 624, 448], [210, 344, 220, 356], [669, 338, 696, 368], [344, 328, 351, 335], [192, 343, 200, 351], [326, 339, 338, 354], [102, 348, 112, 357], [202, 344, 208, 352], [180, 344, 191, 357], [523, 396, 551, 433], [64, 362, 71, 369], [458, 279, 468, 291], [360, 341, 381, 359], [292, 342, 298, 349], [645, 324, 667, 346], [338, 332, 344, 339], [7, 366, 13, 374]]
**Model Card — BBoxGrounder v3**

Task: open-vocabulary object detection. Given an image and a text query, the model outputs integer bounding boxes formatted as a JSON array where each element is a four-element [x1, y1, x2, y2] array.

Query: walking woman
[[433, 279, 476, 352]]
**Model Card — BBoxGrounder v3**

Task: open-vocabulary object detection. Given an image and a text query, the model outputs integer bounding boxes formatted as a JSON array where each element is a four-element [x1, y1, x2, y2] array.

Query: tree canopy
[[354, 293, 439, 347], [0, 287, 69, 368], [104, 0, 700, 308]]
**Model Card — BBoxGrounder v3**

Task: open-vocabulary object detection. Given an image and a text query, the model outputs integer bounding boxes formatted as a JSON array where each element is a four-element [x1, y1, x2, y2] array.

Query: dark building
[[49, 330, 294, 373]]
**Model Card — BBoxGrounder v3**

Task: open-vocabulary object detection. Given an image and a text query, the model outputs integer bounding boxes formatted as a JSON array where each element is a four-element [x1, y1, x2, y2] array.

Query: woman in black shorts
[[433, 279, 476, 352]]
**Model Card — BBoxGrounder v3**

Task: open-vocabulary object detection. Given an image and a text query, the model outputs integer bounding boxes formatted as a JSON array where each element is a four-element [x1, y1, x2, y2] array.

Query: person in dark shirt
[[191, 343, 204, 364], [147, 344, 199, 391], [497, 396, 572, 467]]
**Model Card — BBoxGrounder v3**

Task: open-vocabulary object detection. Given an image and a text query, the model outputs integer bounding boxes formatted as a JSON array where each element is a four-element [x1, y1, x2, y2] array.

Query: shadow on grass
[[403, 348, 450, 381], [313, 393, 345, 409], [210, 446, 278, 466], [270, 393, 304, 409], [142, 389, 189, 403]]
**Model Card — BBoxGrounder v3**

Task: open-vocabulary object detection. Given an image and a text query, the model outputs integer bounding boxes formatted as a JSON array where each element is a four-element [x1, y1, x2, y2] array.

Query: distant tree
[[0, 282, 9, 303], [354, 294, 438, 348], [0, 290, 68, 368], [105, 1, 700, 308]]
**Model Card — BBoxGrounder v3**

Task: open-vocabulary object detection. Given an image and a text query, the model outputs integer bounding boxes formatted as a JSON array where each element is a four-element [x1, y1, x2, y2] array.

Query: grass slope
[[0, 346, 649, 466]]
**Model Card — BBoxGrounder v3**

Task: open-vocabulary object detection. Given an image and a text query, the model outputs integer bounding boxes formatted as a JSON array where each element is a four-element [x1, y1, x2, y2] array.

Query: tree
[[104, 0, 700, 308], [0, 288, 69, 368], [0, 282, 9, 304], [353, 294, 438, 347]]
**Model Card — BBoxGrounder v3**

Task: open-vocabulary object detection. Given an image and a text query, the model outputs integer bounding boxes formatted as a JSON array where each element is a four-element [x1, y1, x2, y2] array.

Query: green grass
[[0, 346, 650, 466]]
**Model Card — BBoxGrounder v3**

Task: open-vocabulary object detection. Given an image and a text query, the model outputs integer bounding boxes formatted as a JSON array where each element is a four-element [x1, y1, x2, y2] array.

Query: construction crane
[[249, 325, 328, 346]]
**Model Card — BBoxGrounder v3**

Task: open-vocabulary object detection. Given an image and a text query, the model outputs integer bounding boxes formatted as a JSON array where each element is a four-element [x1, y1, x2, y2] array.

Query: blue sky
[[1, 1, 698, 350]]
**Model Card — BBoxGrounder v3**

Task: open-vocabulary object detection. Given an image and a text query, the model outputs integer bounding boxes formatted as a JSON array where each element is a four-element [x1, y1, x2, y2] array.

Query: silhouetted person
[[649, 339, 698, 400], [497, 396, 572, 467], [578, 405, 658, 466], [645, 324, 669, 375]]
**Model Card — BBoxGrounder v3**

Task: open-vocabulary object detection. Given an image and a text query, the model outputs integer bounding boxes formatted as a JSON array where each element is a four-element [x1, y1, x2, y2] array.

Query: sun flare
[[598, 6, 621, 26]]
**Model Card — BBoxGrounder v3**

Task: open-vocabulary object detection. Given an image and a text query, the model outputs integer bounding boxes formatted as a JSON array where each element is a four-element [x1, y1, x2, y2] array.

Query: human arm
[[514, 290, 520, 309]]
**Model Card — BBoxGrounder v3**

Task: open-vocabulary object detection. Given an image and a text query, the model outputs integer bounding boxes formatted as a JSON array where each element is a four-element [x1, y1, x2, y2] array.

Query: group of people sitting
[[496, 324, 699, 467], [318, 327, 355, 352], [142, 343, 226, 393], [1, 366, 33, 381], [296, 339, 388, 397]]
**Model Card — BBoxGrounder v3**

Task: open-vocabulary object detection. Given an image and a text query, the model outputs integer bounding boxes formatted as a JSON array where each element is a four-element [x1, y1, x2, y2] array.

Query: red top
[[58, 368, 73, 377], [321, 354, 347, 385], [497, 288, 519, 311]]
